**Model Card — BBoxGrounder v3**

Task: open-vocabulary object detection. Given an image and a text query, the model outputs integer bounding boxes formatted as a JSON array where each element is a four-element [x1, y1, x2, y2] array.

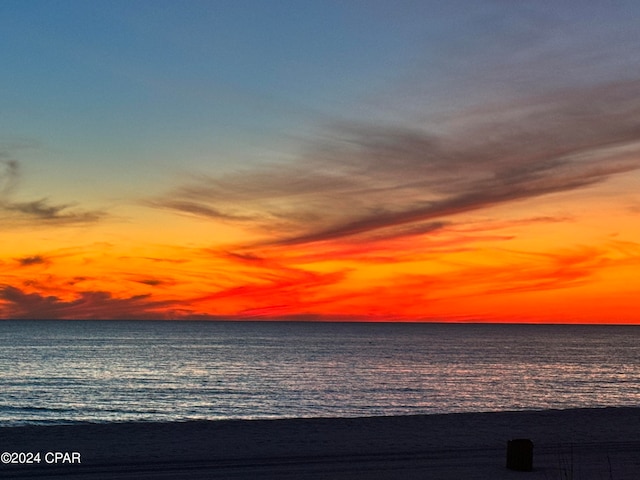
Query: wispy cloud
[[144, 199, 252, 221], [150, 79, 640, 246], [0, 156, 106, 226], [0, 157, 19, 196], [5, 198, 105, 223]]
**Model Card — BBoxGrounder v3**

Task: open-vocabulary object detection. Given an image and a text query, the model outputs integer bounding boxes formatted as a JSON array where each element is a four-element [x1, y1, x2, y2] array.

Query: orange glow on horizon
[[2, 203, 638, 323]]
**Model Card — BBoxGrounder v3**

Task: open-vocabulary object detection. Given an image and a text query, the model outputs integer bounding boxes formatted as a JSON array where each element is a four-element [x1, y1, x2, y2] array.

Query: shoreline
[[2, 407, 639, 479]]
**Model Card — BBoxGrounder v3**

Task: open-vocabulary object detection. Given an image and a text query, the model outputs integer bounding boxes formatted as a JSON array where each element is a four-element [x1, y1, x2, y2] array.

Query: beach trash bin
[[506, 438, 533, 471]]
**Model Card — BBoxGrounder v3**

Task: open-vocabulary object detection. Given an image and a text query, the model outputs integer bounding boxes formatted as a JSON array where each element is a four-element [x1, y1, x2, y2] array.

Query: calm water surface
[[1, 321, 639, 426]]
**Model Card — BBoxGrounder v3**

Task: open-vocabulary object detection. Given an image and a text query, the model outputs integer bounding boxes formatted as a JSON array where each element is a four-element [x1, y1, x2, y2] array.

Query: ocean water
[[0, 321, 639, 426]]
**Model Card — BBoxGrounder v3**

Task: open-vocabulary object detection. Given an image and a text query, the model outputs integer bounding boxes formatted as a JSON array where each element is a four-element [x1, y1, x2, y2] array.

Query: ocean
[[1, 321, 639, 426]]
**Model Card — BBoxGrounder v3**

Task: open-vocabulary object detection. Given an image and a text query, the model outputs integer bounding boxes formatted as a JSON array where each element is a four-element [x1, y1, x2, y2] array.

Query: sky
[[1, 0, 640, 322]]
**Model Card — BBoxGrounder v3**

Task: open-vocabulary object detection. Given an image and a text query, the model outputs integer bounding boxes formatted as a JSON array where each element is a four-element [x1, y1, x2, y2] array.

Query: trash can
[[506, 438, 533, 471]]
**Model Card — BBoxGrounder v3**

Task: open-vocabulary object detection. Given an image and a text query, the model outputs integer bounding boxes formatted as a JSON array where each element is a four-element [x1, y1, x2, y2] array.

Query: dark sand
[[1, 407, 639, 479]]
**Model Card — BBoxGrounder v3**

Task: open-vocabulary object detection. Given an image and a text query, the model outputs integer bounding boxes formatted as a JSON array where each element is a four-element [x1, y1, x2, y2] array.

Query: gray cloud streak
[[150, 79, 640, 246], [144, 199, 253, 221], [0, 156, 106, 225]]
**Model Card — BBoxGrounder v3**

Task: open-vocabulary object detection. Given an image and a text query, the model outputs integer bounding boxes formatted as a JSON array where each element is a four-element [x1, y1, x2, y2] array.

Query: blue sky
[[4, 1, 639, 193], [2, 0, 640, 223]]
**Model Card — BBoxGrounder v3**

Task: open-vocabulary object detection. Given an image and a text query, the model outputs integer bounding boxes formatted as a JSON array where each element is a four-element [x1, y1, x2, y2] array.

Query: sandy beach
[[1, 407, 639, 479]]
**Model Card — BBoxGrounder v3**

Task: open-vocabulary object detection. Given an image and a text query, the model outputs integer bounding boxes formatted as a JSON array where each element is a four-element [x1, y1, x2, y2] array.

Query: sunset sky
[[1, 1, 640, 322]]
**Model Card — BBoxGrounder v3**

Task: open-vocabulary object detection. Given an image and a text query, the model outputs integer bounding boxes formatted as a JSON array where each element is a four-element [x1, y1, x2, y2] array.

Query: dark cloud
[[224, 251, 265, 262], [16, 255, 47, 267], [0, 286, 180, 320], [133, 277, 174, 287], [150, 79, 640, 246]]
